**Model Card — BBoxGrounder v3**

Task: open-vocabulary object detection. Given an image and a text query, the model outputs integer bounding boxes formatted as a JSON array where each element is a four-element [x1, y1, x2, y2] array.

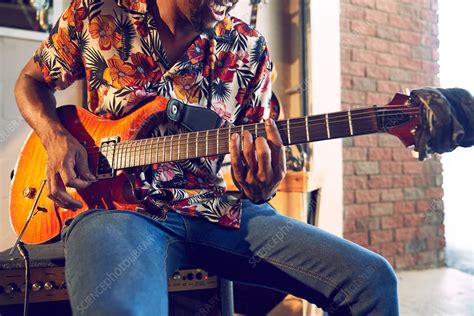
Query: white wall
[[310, 0, 343, 236]]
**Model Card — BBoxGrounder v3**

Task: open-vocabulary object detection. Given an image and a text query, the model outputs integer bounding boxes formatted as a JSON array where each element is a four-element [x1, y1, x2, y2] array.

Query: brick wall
[[340, 0, 445, 269]]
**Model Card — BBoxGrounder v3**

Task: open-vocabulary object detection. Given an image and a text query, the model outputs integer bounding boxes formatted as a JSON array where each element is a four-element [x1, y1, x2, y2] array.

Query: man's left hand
[[230, 118, 286, 203]]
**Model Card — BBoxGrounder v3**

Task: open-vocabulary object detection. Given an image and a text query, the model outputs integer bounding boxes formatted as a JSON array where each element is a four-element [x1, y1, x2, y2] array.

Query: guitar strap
[[166, 99, 223, 132]]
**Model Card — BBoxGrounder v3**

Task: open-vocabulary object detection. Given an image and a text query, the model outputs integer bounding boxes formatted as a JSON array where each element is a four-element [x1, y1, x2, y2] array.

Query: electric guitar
[[10, 94, 420, 244]]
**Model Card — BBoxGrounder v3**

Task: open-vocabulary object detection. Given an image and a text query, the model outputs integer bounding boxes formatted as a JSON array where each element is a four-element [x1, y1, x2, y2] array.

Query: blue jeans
[[61, 200, 398, 315]]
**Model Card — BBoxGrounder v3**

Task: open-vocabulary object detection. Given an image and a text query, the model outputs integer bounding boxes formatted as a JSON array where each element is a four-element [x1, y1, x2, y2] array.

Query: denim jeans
[[61, 200, 398, 315]]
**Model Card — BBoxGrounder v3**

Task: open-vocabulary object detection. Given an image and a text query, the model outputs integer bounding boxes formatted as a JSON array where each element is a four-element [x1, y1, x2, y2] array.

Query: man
[[15, 0, 399, 315]]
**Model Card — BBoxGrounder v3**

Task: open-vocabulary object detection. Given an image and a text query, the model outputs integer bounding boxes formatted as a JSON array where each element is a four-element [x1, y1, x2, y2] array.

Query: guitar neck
[[110, 107, 382, 170], [250, 4, 258, 27]]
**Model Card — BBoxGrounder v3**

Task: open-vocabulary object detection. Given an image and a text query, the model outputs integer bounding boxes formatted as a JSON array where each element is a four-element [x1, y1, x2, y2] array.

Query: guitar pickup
[[96, 136, 119, 179]]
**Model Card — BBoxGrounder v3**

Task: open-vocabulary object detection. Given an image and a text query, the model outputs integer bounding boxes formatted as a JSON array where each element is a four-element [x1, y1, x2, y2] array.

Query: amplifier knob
[[32, 282, 43, 291], [186, 273, 194, 281], [196, 272, 203, 280], [5, 283, 16, 294], [44, 282, 55, 291]]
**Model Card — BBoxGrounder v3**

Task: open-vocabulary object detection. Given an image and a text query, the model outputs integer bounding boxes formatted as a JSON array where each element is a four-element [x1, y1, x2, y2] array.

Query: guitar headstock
[[376, 93, 422, 147]]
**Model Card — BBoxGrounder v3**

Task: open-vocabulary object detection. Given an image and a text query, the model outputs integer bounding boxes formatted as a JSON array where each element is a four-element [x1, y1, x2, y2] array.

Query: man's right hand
[[44, 132, 97, 209]]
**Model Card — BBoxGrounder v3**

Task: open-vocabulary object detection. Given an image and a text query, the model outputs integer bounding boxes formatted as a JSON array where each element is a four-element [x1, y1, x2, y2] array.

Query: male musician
[[15, 0, 400, 315]]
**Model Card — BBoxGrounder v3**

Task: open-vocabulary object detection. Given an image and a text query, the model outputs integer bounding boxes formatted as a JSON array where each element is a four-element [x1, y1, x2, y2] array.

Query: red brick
[[342, 61, 366, 76], [379, 134, 404, 147], [367, 92, 392, 105], [392, 175, 415, 188], [368, 175, 393, 189], [352, 77, 377, 92], [345, 232, 369, 246], [344, 162, 355, 175], [400, 30, 422, 45], [345, 190, 355, 204], [342, 4, 366, 20], [344, 176, 368, 190], [394, 201, 416, 213], [416, 200, 431, 213], [403, 214, 426, 227], [368, 148, 392, 160], [392, 148, 415, 160], [380, 161, 402, 174], [418, 250, 438, 265], [380, 242, 405, 256], [355, 217, 381, 231], [356, 190, 380, 203], [395, 254, 418, 269], [344, 147, 368, 161], [389, 15, 413, 30], [376, 53, 399, 67], [370, 202, 394, 216], [366, 65, 390, 80], [344, 218, 357, 234], [427, 237, 445, 250], [399, 56, 422, 71], [437, 224, 445, 237], [370, 229, 394, 244], [377, 25, 400, 41], [365, 9, 388, 24], [425, 187, 444, 199], [351, 0, 375, 8], [355, 161, 380, 175], [352, 48, 377, 64], [345, 204, 370, 218], [381, 215, 405, 229], [341, 33, 366, 48], [377, 80, 401, 93], [395, 227, 418, 241], [354, 134, 379, 147], [366, 38, 390, 52], [417, 226, 437, 239], [389, 42, 411, 57], [375, 0, 399, 13], [351, 20, 377, 36], [342, 89, 367, 104], [380, 189, 404, 201], [403, 161, 424, 174]]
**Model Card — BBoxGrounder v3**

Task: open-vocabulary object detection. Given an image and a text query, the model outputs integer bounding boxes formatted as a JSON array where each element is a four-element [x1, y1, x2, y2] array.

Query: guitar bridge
[[96, 137, 119, 179]]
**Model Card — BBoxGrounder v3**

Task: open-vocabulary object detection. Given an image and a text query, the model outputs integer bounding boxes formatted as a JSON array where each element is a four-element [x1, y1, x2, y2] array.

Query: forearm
[[14, 63, 69, 148]]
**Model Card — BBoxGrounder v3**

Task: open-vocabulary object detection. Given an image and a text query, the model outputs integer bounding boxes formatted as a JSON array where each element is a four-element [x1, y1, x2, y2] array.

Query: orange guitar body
[[10, 96, 169, 245]]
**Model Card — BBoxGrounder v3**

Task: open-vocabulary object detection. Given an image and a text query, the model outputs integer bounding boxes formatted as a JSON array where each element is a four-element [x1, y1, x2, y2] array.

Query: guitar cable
[[16, 242, 30, 316]]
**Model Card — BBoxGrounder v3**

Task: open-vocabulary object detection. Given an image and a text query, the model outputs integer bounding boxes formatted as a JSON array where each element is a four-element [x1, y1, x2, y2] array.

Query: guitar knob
[[32, 282, 42, 291], [23, 187, 37, 199], [44, 281, 55, 291], [5, 283, 16, 294]]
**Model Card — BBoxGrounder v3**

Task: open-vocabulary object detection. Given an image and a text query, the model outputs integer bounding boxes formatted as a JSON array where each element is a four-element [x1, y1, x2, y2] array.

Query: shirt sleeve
[[33, 0, 85, 90], [234, 38, 273, 125]]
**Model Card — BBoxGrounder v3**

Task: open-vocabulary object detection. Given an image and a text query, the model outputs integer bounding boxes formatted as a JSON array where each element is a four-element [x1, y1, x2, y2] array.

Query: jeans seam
[[163, 239, 183, 272], [186, 240, 351, 313]]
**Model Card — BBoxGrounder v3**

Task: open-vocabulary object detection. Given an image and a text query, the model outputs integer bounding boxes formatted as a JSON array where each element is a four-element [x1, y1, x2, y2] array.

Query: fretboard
[[109, 107, 380, 170]]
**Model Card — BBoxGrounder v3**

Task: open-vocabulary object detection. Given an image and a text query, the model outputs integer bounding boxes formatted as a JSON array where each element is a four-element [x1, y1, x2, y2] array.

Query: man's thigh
[[62, 209, 188, 315], [182, 200, 394, 314]]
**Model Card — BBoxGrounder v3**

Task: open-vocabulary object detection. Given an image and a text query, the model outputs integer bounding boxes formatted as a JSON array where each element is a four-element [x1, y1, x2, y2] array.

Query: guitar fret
[[186, 133, 190, 159], [195, 132, 199, 158], [170, 135, 174, 162], [325, 114, 331, 139], [155, 138, 159, 163], [177, 134, 181, 160], [143, 139, 148, 165], [148, 139, 152, 164], [348, 110, 354, 136], [162, 136, 165, 163], [254, 123, 258, 137], [205, 130, 209, 156], [305, 116, 310, 142], [287, 120, 291, 144]]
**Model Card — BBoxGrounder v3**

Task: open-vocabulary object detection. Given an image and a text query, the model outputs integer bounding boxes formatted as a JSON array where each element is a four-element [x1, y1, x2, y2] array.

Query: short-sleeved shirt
[[34, 0, 273, 228]]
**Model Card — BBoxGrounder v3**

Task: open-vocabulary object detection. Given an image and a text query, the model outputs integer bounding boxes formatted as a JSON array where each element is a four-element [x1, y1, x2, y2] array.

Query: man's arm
[[15, 59, 95, 209]]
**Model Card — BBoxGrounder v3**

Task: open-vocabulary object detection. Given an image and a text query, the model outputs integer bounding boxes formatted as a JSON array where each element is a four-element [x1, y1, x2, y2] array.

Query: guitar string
[[85, 109, 421, 162], [83, 107, 421, 156], [85, 111, 421, 168], [78, 105, 419, 151]]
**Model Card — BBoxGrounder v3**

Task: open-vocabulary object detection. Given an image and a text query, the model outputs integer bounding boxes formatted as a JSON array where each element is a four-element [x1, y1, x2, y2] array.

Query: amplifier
[[0, 242, 218, 307]]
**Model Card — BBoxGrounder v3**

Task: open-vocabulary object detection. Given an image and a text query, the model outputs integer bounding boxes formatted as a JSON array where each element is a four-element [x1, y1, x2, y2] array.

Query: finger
[[242, 130, 257, 175], [265, 119, 286, 181], [230, 133, 245, 185], [59, 157, 92, 189], [49, 173, 83, 209], [75, 148, 97, 182], [255, 137, 272, 183]]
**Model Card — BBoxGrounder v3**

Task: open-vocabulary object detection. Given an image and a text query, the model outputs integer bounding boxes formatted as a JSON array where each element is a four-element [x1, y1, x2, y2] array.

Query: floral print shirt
[[34, 0, 273, 228]]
